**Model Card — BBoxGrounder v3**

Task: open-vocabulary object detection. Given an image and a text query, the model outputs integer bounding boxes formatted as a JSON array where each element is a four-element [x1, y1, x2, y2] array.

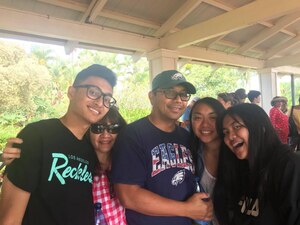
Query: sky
[[0, 37, 69, 57]]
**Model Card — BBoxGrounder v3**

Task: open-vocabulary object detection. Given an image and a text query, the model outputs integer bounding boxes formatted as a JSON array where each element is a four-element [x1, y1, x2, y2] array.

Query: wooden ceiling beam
[[39, 0, 297, 38], [234, 12, 300, 54], [160, 0, 300, 49], [265, 51, 300, 67], [79, 0, 97, 23], [88, 0, 107, 22], [38, 0, 161, 29], [263, 35, 300, 59], [178, 46, 264, 69], [154, 0, 203, 37], [98, 9, 160, 29], [203, 0, 296, 37], [0, 7, 159, 52], [203, 0, 233, 11], [200, 35, 226, 47], [37, 0, 86, 11]]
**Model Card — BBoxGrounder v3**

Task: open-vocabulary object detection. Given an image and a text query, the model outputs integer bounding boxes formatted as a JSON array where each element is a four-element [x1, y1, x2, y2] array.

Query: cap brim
[[182, 82, 196, 94]]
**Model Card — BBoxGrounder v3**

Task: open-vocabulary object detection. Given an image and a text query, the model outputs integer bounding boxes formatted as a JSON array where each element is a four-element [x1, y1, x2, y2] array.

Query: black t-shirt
[[111, 117, 195, 225], [6, 119, 97, 225]]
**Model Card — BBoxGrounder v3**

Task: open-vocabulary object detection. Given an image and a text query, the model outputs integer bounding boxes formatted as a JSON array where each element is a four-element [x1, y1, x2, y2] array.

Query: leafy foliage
[[180, 63, 249, 98], [30, 45, 55, 67], [0, 39, 294, 148], [278, 75, 300, 107], [0, 42, 52, 121], [0, 41, 26, 66]]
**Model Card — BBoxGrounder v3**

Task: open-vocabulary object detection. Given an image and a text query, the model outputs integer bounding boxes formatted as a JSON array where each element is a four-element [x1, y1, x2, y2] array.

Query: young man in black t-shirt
[[0, 64, 117, 225]]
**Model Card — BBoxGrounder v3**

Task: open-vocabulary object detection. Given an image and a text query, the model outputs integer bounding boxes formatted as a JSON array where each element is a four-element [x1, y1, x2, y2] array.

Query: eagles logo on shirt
[[151, 143, 194, 177], [171, 169, 185, 186]]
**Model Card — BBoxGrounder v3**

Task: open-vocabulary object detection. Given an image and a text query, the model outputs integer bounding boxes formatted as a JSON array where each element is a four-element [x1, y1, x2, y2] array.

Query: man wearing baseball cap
[[111, 70, 213, 225]]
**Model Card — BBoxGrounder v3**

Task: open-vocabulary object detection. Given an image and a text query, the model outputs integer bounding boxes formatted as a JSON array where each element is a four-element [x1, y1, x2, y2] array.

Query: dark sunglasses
[[90, 123, 120, 134]]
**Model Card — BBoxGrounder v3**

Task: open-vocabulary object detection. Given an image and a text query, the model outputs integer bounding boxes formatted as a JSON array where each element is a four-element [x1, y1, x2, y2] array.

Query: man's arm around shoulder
[[0, 175, 30, 225]]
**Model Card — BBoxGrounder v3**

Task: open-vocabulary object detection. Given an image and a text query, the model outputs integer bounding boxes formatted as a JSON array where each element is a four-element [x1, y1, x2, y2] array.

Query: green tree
[[0, 44, 52, 119], [30, 45, 55, 67], [0, 41, 26, 67], [180, 64, 249, 98], [0, 41, 53, 147]]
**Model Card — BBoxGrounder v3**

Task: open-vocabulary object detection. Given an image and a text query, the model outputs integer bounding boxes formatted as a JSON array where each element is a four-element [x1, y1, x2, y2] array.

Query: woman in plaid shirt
[[90, 106, 127, 225], [1, 106, 127, 225]]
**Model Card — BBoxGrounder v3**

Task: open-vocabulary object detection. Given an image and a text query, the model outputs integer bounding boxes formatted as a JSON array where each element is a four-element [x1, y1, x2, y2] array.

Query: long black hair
[[213, 103, 290, 224], [189, 97, 225, 177]]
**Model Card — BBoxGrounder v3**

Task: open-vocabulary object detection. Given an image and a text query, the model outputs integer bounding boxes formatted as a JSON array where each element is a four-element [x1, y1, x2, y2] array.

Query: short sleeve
[[111, 128, 147, 186], [6, 123, 43, 192]]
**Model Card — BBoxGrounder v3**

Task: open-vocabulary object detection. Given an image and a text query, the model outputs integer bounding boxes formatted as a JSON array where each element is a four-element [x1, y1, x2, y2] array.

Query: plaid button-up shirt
[[93, 172, 126, 225]]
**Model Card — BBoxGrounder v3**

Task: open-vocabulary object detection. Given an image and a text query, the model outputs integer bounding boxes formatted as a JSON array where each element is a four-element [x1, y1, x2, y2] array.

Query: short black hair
[[73, 64, 117, 87], [218, 92, 234, 104], [234, 88, 247, 99], [247, 90, 261, 102]]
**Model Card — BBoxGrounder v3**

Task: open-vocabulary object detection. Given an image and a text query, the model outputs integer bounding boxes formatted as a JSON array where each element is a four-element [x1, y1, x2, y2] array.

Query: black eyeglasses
[[74, 84, 116, 108], [155, 89, 191, 101], [90, 123, 120, 134]]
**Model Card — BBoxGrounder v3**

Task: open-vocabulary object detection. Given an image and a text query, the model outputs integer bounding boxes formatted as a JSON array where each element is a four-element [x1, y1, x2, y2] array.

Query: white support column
[[258, 68, 278, 113], [146, 49, 179, 82]]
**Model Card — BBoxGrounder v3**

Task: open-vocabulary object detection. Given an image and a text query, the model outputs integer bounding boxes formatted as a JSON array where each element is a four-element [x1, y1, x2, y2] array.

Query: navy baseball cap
[[151, 70, 196, 94]]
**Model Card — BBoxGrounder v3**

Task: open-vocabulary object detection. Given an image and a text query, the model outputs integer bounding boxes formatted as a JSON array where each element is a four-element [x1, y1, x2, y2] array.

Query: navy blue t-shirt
[[111, 117, 195, 225]]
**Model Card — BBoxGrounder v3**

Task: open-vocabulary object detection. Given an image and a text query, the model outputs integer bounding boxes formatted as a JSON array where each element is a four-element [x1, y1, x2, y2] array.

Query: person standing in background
[[291, 97, 300, 130], [233, 88, 247, 105], [217, 93, 233, 109], [269, 96, 289, 144], [289, 97, 300, 151], [182, 96, 200, 130], [247, 90, 261, 105]]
